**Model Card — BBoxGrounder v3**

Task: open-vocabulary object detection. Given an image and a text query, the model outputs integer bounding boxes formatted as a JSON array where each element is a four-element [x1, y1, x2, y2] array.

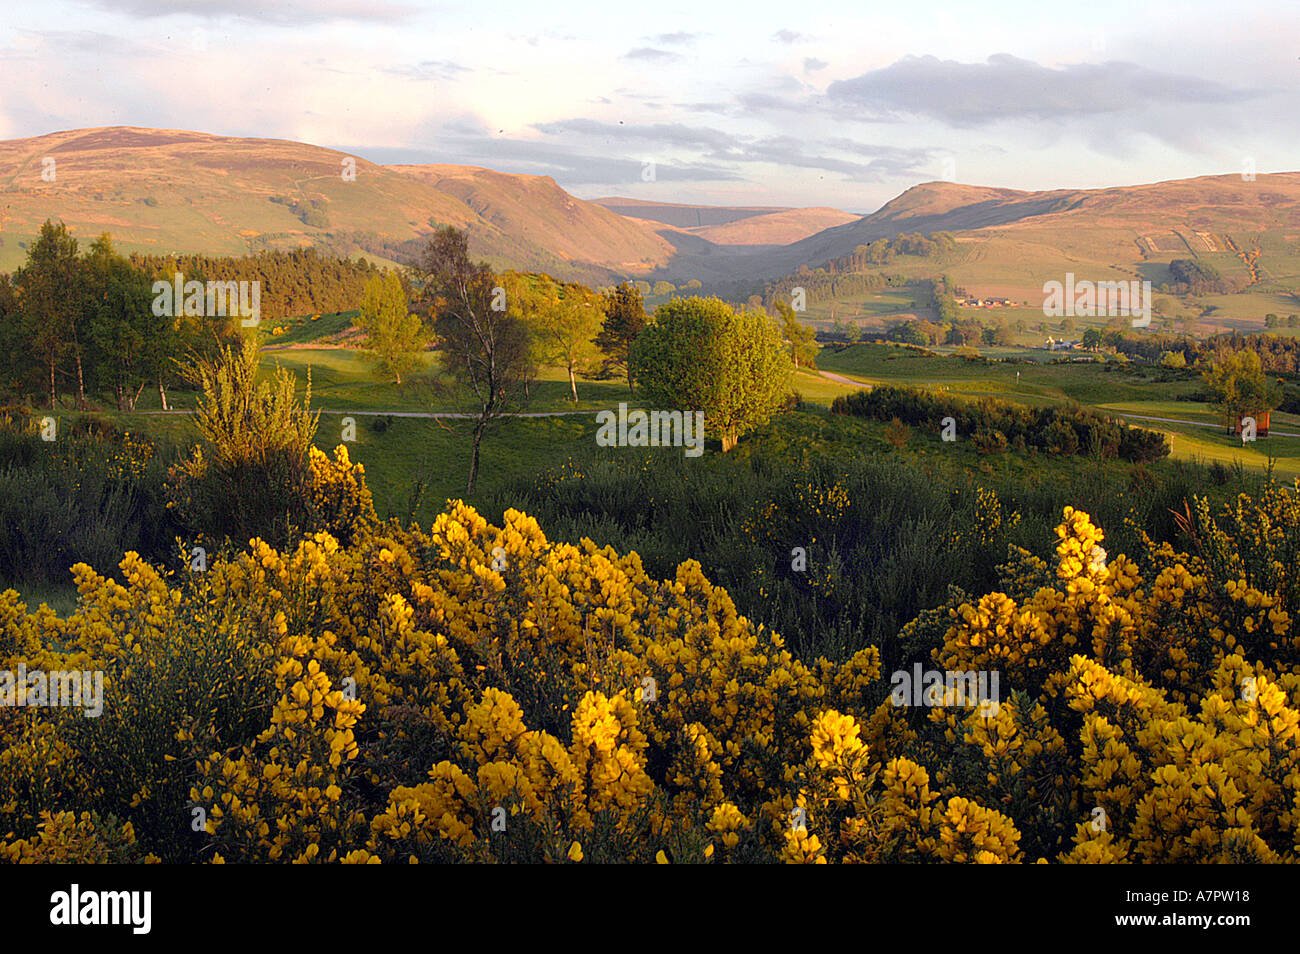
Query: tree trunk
[[75, 352, 87, 410], [721, 430, 737, 452], [48, 359, 57, 410], [466, 417, 487, 493], [568, 365, 578, 402], [158, 375, 169, 412]]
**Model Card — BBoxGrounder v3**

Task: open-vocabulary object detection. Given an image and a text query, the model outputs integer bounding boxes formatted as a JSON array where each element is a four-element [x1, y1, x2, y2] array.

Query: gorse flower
[[1, 474, 1299, 863]]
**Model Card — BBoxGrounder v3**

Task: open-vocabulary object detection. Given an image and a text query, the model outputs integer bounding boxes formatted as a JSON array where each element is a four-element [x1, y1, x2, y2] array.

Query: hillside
[[723, 173, 1300, 322], [385, 165, 675, 270], [3, 128, 1298, 318], [594, 196, 857, 246], [0, 126, 673, 280]]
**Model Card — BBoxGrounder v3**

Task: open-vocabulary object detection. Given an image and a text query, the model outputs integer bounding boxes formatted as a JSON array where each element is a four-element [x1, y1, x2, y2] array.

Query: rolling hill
[[720, 174, 1300, 324], [1, 127, 1298, 325], [0, 126, 676, 280], [592, 197, 857, 245], [0, 126, 849, 283]]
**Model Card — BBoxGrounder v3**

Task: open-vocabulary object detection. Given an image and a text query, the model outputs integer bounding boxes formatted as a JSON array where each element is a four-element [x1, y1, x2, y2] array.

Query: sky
[[1, 0, 1297, 212]]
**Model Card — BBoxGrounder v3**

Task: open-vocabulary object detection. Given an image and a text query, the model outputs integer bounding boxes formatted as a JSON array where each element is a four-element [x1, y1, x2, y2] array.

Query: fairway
[[817, 341, 1300, 477]]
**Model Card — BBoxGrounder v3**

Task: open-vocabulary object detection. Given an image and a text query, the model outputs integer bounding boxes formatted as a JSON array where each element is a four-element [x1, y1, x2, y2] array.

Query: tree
[[775, 301, 818, 368], [13, 220, 84, 409], [595, 282, 647, 390], [1202, 349, 1279, 428], [1081, 328, 1103, 351], [509, 273, 602, 403], [358, 271, 426, 385], [888, 320, 929, 346], [84, 234, 157, 411], [413, 227, 529, 493], [0, 273, 31, 398], [630, 296, 793, 452]]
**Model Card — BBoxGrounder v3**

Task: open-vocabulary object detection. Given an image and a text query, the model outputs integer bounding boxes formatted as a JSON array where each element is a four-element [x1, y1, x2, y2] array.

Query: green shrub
[[166, 338, 320, 550]]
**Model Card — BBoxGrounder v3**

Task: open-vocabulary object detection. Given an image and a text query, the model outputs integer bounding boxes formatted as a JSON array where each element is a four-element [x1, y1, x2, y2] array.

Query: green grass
[[816, 342, 1300, 477], [329, 413, 604, 524], [0, 580, 80, 616]]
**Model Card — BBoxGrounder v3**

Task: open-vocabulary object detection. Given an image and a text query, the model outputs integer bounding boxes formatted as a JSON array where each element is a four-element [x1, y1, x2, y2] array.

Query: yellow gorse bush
[[1, 460, 1299, 863]]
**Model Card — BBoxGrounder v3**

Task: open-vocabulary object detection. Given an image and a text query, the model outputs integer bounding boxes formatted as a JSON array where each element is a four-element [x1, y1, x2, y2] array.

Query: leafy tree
[[357, 271, 426, 385], [630, 296, 793, 452], [775, 301, 818, 368], [1202, 349, 1280, 427], [652, 281, 675, 296], [13, 220, 84, 408], [595, 282, 647, 390], [84, 234, 157, 411], [887, 320, 929, 346], [0, 274, 28, 398], [508, 272, 602, 403], [413, 227, 529, 493], [1081, 328, 1103, 351]]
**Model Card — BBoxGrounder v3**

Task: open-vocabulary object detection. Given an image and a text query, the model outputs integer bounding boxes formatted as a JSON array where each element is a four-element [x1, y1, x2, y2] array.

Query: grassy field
[[818, 342, 1300, 477]]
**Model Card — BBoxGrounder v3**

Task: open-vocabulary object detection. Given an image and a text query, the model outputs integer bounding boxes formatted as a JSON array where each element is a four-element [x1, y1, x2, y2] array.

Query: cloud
[[650, 32, 702, 46], [381, 59, 473, 81], [532, 118, 737, 152], [529, 117, 936, 183], [826, 53, 1263, 126], [74, 0, 417, 23], [772, 29, 807, 44], [622, 47, 681, 63], [803, 57, 828, 73]]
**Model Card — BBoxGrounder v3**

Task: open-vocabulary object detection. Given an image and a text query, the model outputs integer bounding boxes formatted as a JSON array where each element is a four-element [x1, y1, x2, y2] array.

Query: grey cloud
[[803, 57, 828, 73], [651, 32, 702, 45], [532, 118, 738, 152], [531, 116, 936, 183], [622, 47, 681, 63], [76, 0, 416, 24], [772, 29, 807, 44], [826, 54, 1263, 126], [365, 132, 742, 185], [382, 59, 473, 81]]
